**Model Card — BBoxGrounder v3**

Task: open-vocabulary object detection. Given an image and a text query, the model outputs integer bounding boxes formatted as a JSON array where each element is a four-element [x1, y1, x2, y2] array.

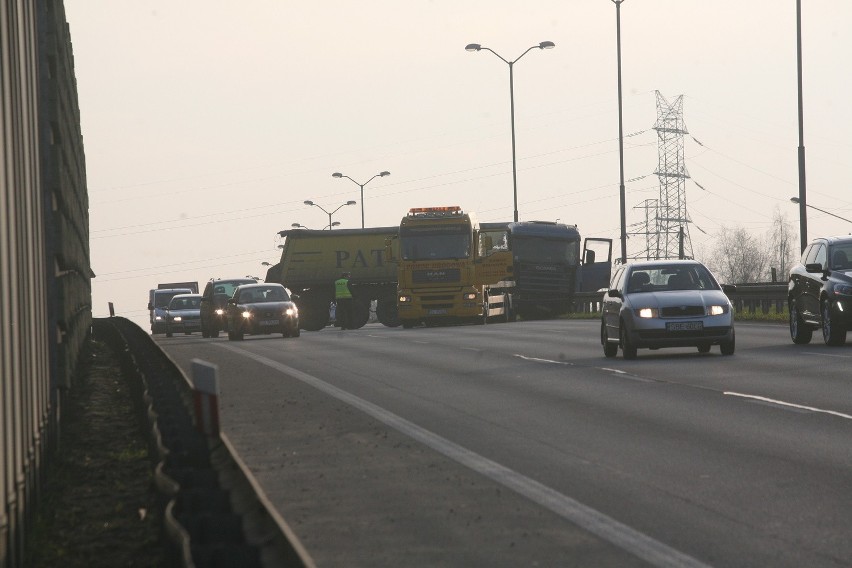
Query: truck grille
[[413, 269, 461, 284]]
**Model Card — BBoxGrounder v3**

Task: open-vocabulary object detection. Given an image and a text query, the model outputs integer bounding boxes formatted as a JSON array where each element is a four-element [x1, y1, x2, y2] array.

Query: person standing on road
[[334, 272, 354, 329]]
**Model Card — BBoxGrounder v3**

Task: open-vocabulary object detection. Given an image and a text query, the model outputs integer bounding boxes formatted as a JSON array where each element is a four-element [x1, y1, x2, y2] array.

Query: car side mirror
[[227, 298, 236, 305], [147, 303, 153, 310], [607, 289, 622, 299], [291, 293, 300, 301], [200, 297, 209, 303], [805, 262, 823, 274], [722, 284, 737, 295]]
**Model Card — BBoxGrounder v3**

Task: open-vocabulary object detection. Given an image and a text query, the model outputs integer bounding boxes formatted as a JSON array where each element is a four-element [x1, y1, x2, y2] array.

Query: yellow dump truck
[[264, 227, 399, 331]]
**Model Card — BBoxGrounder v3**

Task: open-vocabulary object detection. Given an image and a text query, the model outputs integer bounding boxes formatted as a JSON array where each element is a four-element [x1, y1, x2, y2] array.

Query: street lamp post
[[332, 171, 390, 228], [612, 0, 627, 264], [796, 0, 808, 253], [465, 40, 555, 223], [790, 197, 852, 225], [303, 200, 356, 230]]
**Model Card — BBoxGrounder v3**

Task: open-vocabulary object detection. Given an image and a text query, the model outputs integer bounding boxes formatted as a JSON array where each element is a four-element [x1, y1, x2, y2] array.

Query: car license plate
[[666, 321, 703, 331], [260, 319, 279, 326], [428, 308, 447, 315]]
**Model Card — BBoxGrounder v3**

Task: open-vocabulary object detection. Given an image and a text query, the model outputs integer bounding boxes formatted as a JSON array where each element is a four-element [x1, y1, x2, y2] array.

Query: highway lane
[[157, 320, 852, 567]]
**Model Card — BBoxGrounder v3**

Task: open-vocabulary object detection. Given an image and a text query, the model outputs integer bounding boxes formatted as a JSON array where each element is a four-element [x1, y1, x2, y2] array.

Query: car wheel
[[789, 301, 812, 344], [166, 328, 173, 338], [620, 323, 637, 360], [201, 327, 209, 338], [720, 329, 736, 355], [821, 301, 847, 346], [601, 321, 618, 358], [211, 329, 219, 338], [697, 344, 711, 353], [228, 330, 236, 341], [292, 327, 300, 338]]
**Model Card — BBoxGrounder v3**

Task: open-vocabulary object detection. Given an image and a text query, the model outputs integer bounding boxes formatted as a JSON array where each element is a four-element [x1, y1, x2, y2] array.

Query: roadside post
[[190, 359, 220, 436]]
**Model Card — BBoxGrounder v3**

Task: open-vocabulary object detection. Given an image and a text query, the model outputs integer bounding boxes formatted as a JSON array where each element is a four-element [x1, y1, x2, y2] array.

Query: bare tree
[[705, 226, 769, 283], [766, 206, 797, 282]]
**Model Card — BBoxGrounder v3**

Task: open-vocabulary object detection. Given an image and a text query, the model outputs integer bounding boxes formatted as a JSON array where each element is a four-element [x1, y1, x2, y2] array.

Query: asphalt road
[[157, 319, 852, 568]]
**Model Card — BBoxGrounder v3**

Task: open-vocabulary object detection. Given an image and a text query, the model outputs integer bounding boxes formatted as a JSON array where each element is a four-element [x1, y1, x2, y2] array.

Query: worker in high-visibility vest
[[334, 272, 354, 329]]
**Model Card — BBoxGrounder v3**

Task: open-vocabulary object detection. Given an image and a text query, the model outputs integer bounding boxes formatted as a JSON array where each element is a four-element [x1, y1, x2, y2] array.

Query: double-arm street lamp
[[790, 197, 852, 225], [465, 40, 555, 222], [332, 171, 390, 228], [612, 0, 628, 265], [303, 200, 356, 230]]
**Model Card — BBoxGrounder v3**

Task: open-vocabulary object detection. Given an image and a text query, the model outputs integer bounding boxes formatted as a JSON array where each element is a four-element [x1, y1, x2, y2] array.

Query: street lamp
[[612, 0, 627, 264], [465, 40, 555, 222], [291, 223, 313, 230], [795, 0, 808, 252], [332, 171, 390, 228], [303, 200, 356, 230], [790, 197, 852, 224]]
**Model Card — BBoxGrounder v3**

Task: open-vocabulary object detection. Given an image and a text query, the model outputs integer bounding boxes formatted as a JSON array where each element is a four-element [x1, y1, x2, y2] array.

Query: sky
[[64, 1, 852, 330]]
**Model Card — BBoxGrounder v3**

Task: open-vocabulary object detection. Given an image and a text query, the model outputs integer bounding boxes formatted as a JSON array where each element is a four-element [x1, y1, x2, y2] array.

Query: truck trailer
[[265, 227, 400, 331]]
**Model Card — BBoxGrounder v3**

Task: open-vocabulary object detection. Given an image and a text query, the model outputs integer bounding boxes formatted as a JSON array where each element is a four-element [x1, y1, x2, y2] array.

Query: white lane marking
[[514, 354, 574, 366], [601, 368, 628, 375], [724, 392, 852, 421], [219, 343, 711, 568], [460, 347, 481, 352], [802, 351, 852, 359]]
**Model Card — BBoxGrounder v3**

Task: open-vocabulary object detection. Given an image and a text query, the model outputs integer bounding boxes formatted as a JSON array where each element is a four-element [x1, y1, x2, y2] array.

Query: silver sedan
[[601, 260, 736, 359]]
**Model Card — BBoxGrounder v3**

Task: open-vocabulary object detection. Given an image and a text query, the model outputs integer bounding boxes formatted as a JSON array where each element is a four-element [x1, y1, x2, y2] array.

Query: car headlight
[[155, 315, 163, 321], [398, 295, 412, 303], [285, 307, 296, 316], [835, 284, 852, 296], [463, 292, 477, 301], [215, 308, 224, 315], [173, 316, 183, 322], [636, 308, 658, 318], [707, 305, 727, 316], [242, 310, 252, 319]]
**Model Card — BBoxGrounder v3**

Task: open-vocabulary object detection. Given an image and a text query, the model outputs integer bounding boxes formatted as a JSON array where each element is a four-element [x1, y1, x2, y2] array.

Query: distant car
[[226, 283, 300, 340], [165, 294, 203, 337], [200, 278, 258, 338], [788, 235, 852, 346], [601, 260, 736, 359]]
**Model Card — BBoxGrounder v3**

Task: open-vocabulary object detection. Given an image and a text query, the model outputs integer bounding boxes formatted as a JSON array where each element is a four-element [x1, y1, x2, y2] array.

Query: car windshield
[[829, 244, 852, 270], [240, 287, 289, 303], [400, 224, 471, 261], [169, 296, 201, 309], [627, 265, 718, 293]]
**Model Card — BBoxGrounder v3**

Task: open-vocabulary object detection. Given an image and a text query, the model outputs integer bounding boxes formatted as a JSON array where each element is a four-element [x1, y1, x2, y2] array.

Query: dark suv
[[200, 278, 258, 338], [788, 235, 852, 346]]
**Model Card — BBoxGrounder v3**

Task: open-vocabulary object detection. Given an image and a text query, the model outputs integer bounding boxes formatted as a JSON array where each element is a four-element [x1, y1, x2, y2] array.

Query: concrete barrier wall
[[1, 1, 91, 566]]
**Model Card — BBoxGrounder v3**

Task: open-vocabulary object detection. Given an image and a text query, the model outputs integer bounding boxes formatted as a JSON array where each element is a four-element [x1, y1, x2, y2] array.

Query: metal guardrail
[[573, 283, 788, 315]]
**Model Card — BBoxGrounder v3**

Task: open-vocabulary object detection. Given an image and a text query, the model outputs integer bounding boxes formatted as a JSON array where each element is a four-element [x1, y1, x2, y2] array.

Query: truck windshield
[[400, 225, 471, 261], [512, 237, 579, 264]]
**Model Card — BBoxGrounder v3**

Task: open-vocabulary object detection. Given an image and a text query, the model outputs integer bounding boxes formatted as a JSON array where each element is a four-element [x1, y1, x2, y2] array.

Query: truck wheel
[[401, 319, 416, 329], [376, 299, 401, 327], [349, 299, 370, 329]]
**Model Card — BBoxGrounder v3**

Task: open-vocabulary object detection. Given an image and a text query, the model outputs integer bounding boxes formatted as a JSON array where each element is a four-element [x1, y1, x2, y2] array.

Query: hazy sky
[[64, 1, 852, 330]]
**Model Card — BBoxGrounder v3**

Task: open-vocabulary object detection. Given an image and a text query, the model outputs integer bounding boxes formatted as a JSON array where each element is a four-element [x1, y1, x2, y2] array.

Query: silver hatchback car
[[601, 260, 736, 359]]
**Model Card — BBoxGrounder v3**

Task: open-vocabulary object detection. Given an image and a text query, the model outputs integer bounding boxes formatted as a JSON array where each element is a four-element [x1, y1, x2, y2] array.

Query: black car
[[788, 235, 852, 346], [226, 283, 300, 340], [200, 278, 258, 338]]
